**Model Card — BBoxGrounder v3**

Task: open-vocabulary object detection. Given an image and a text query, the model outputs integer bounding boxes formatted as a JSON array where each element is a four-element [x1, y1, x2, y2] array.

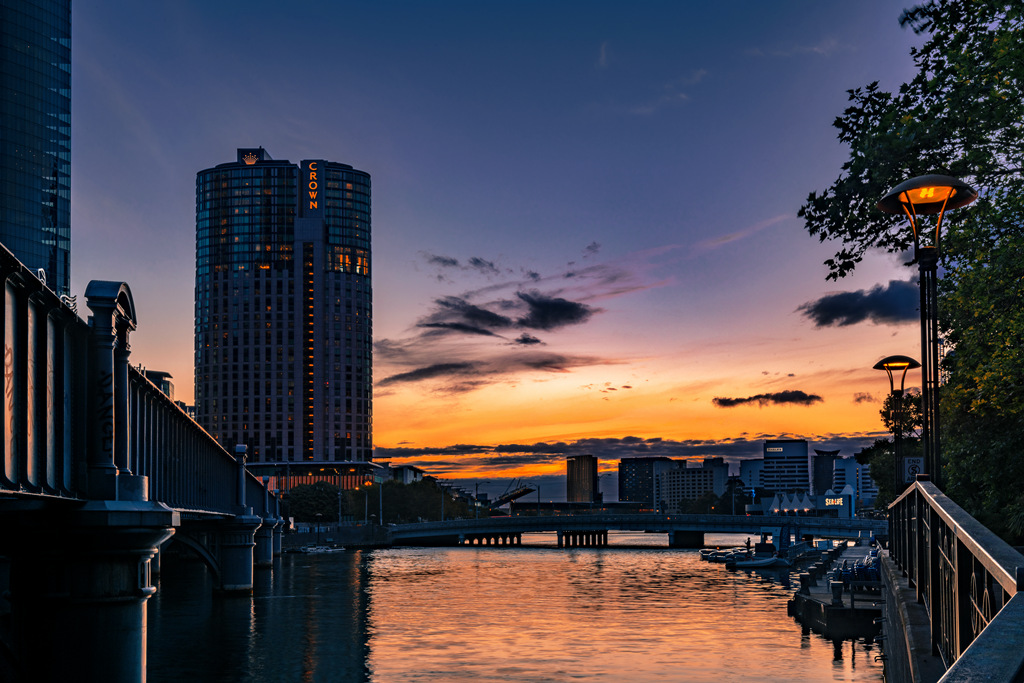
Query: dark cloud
[[583, 241, 601, 258], [378, 362, 477, 387], [514, 333, 543, 345], [374, 433, 884, 475], [853, 392, 876, 404], [418, 322, 502, 337], [425, 253, 460, 268], [516, 290, 597, 330], [468, 257, 499, 275], [376, 352, 610, 392], [525, 270, 541, 281], [798, 279, 918, 327], [434, 296, 514, 330], [712, 390, 823, 408]]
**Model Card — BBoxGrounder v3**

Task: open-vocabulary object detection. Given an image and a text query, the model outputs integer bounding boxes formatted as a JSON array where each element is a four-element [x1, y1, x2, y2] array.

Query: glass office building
[[0, 0, 72, 296], [194, 148, 372, 486]]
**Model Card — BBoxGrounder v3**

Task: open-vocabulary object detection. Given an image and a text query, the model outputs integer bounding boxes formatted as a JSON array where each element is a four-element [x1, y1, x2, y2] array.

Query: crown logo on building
[[242, 152, 259, 165]]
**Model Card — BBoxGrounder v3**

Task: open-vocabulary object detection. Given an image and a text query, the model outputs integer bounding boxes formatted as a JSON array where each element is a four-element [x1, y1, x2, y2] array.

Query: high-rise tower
[[0, 0, 72, 296], [194, 148, 372, 486]]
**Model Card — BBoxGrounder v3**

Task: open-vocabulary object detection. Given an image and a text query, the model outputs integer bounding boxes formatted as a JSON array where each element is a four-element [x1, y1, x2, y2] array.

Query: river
[[147, 532, 883, 682]]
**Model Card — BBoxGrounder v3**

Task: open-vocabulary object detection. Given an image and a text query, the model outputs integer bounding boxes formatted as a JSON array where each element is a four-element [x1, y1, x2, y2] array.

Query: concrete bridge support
[[669, 530, 704, 548], [4, 500, 176, 683], [254, 519, 275, 568], [218, 516, 262, 591], [557, 530, 609, 548]]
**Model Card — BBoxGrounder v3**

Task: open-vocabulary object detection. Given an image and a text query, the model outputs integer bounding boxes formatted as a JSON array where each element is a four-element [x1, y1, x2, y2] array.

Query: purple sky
[[70, 2, 927, 497]]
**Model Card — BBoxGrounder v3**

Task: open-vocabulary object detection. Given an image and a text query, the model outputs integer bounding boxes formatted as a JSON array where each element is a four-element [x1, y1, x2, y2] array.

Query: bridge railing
[[130, 368, 271, 516], [0, 246, 88, 498], [0, 242, 275, 517], [889, 478, 1024, 676]]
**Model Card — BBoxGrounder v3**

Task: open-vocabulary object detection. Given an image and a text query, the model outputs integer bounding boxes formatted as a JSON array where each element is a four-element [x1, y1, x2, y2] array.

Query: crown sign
[[242, 152, 259, 165]]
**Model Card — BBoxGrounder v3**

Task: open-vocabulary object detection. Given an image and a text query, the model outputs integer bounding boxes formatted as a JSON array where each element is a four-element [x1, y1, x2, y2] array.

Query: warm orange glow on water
[[148, 537, 884, 680]]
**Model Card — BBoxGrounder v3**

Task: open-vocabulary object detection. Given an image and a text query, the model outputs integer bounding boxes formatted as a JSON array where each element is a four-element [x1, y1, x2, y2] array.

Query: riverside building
[[0, 0, 72, 296], [566, 454, 601, 503], [194, 148, 373, 489]]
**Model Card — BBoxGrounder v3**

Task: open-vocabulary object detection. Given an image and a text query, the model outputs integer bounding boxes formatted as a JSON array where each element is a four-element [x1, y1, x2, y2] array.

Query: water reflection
[[148, 534, 881, 682]]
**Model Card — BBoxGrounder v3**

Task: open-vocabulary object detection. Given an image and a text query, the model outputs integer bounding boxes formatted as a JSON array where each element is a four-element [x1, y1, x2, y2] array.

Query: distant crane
[[490, 478, 535, 509]]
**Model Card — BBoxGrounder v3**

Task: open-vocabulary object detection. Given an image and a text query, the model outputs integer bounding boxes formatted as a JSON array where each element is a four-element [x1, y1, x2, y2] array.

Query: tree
[[288, 481, 343, 523], [800, 1, 1024, 278], [880, 390, 923, 440], [799, 0, 1024, 540]]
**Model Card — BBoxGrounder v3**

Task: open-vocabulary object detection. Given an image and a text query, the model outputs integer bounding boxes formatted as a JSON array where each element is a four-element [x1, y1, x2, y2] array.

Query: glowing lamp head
[[877, 174, 977, 251], [873, 354, 921, 393]]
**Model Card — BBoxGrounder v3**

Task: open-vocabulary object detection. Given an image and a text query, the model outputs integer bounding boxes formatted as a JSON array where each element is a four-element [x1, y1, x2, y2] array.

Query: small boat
[[730, 556, 777, 569], [298, 545, 344, 554]]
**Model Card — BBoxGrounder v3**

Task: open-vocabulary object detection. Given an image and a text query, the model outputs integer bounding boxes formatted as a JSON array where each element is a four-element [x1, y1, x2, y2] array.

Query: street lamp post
[[878, 175, 976, 488], [874, 355, 921, 493], [315, 512, 322, 546], [474, 481, 490, 519]]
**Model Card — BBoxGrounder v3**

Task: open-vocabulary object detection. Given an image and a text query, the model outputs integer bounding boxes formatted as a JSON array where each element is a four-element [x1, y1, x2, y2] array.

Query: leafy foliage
[[288, 481, 344, 523], [799, 0, 1024, 278], [880, 391, 923, 440], [288, 479, 479, 525], [800, 0, 1024, 539]]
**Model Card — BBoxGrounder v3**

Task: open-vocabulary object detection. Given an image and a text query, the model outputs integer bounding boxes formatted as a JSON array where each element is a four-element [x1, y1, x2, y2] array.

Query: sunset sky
[[70, 2, 929, 497]]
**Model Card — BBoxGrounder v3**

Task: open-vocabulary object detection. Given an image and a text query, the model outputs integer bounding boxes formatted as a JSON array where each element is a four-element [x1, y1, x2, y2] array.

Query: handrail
[[0, 240, 277, 520], [889, 478, 1024, 670]]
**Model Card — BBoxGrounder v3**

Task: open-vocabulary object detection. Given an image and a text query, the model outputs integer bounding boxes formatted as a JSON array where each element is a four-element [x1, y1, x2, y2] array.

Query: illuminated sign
[[825, 497, 844, 506], [766, 447, 783, 452], [242, 152, 258, 165], [307, 162, 318, 210]]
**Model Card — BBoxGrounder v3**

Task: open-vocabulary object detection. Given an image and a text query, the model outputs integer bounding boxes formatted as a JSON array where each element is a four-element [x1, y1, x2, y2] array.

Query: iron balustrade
[[889, 479, 1024, 676], [0, 242, 276, 517], [130, 368, 272, 516]]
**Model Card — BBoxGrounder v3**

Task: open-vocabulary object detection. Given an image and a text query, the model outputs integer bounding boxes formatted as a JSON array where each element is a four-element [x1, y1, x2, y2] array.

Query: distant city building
[[618, 457, 676, 507], [739, 458, 764, 491], [1, 0, 72, 296], [658, 458, 729, 512], [567, 454, 601, 503], [194, 147, 372, 490], [390, 465, 425, 485], [762, 440, 810, 494], [833, 456, 878, 508], [143, 370, 175, 401], [811, 449, 841, 497]]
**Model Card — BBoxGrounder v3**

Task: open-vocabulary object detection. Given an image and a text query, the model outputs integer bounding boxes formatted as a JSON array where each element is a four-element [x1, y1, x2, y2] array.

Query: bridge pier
[[4, 500, 176, 683], [254, 519, 275, 568], [669, 530, 704, 548]]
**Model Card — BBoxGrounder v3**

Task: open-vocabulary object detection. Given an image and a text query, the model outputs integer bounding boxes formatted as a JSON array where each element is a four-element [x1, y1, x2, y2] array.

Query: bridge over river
[[389, 512, 887, 548], [2, 247, 1023, 683], [0, 247, 283, 683]]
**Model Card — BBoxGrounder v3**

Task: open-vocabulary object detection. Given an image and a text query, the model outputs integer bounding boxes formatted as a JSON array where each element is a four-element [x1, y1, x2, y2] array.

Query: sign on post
[[903, 456, 924, 483]]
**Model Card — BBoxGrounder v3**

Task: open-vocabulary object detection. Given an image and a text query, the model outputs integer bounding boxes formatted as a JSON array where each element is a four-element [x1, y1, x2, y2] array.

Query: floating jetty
[[787, 541, 883, 639]]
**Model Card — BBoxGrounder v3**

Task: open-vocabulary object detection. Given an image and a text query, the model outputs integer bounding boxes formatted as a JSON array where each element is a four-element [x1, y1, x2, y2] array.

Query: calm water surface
[[148, 533, 883, 682]]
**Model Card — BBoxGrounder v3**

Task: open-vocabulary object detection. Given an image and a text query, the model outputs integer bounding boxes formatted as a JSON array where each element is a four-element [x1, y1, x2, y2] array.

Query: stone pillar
[[84, 282, 139, 500], [217, 444, 261, 592], [254, 520, 274, 567], [217, 516, 262, 593], [6, 500, 176, 683]]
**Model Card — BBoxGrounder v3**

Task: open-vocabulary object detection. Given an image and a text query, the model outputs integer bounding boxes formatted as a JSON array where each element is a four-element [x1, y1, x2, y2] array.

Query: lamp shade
[[877, 174, 977, 215]]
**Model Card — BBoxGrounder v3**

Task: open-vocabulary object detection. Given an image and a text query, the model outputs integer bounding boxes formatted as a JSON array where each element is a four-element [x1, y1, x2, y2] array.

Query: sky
[[70, 1, 929, 499]]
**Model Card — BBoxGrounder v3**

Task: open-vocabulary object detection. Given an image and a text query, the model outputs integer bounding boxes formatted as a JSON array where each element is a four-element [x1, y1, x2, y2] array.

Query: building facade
[[762, 439, 810, 494], [194, 148, 372, 486], [1, 0, 72, 296], [618, 457, 676, 507], [566, 454, 600, 503], [739, 458, 764, 491], [657, 458, 729, 512]]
